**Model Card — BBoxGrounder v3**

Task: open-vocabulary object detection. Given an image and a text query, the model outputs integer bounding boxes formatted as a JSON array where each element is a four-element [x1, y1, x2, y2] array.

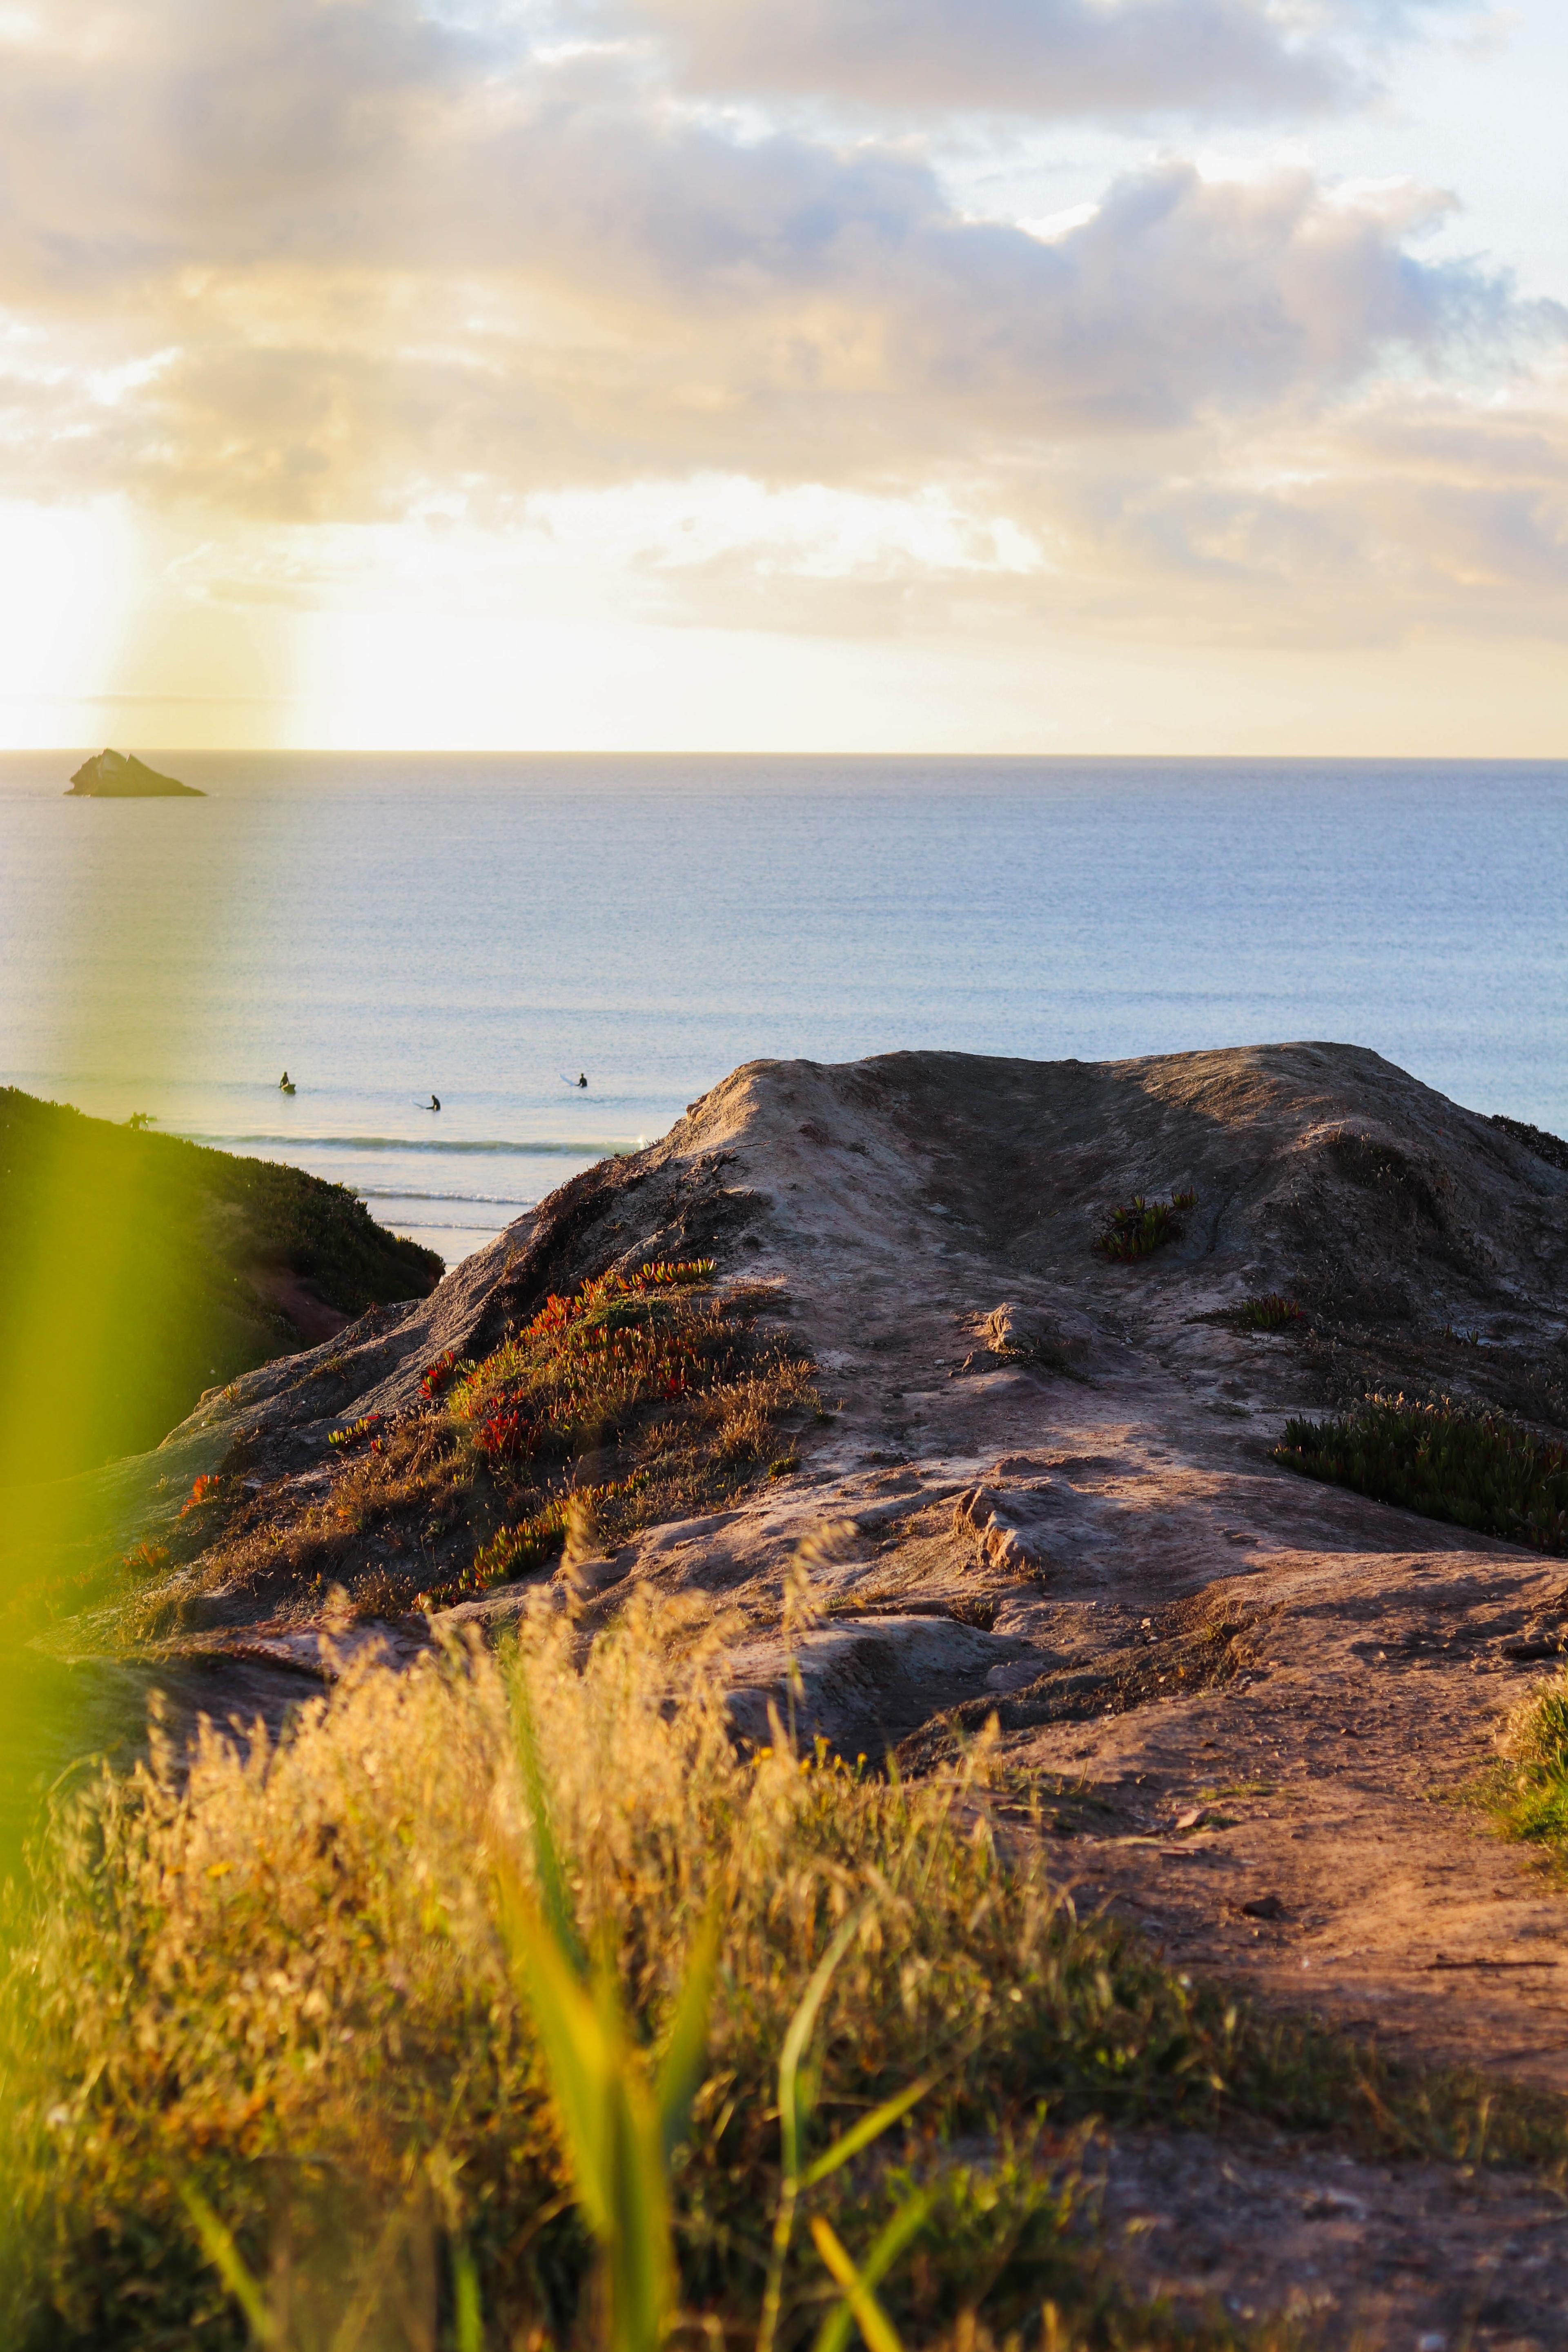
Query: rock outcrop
[[66, 749, 204, 797], [76, 1043, 1568, 2093]]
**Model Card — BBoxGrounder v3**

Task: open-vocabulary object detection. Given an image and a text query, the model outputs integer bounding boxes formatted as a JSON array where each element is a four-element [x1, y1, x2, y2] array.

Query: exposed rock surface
[[80, 1040, 1568, 2344], [66, 748, 204, 797]]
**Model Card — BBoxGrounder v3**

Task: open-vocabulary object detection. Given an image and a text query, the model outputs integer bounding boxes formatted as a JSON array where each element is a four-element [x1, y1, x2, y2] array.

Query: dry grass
[[0, 1589, 1349, 2350], [6, 1590, 1566, 2351]]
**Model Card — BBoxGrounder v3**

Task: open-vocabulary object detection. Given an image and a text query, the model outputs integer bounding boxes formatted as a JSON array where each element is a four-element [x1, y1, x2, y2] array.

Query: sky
[[0, 0, 1565, 753]]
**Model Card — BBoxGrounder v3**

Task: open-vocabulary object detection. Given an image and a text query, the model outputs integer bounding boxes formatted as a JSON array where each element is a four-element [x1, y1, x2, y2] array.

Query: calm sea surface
[[2, 753, 1564, 1264]]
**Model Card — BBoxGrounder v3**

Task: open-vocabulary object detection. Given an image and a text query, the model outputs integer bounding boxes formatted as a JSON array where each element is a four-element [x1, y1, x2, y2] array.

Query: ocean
[[2, 753, 1564, 1264]]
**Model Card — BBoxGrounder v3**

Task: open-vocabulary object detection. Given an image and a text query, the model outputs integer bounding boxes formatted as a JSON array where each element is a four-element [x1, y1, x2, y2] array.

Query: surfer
[[577, 1072, 588, 1089], [278, 1070, 291, 1090], [427, 1094, 441, 1111]]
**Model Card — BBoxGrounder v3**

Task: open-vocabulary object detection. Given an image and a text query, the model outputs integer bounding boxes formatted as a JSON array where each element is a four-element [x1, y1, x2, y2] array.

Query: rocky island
[[65, 747, 204, 796], [14, 1042, 1568, 2348]]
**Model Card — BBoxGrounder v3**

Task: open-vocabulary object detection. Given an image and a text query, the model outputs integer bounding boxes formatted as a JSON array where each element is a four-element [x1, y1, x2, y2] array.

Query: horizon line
[[3, 746, 1568, 765]]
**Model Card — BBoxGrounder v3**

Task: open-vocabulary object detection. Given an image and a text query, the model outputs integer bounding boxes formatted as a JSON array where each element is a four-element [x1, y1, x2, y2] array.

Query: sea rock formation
[[66, 749, 204, 797]]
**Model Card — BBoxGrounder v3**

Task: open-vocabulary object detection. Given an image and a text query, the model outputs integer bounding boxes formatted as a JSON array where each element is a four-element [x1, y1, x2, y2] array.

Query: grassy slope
[[7, 1598, 1564, 2352], [0, 1089, 443, 1485]]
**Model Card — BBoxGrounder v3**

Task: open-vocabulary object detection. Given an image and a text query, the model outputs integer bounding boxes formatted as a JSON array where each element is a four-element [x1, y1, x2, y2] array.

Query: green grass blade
[[509, 1657, 584, 1974], [757, 1903, 873, 2352], [180, 2186, 275, 2348], [812, 2196, 932, 2352], [452, 2241, 483, 2352], [607, 2081, 675, 2352], [656, 1902, 721, 2162], [809, 2208, 926, 2352], [499, 1878, 615, 2236], [778, 1905, 867, 2172], [799, 2074, 937, 2189]]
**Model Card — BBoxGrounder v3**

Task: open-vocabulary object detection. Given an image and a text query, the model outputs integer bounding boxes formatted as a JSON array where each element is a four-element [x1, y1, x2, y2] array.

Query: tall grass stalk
[[494, 1661, 719, 2352]]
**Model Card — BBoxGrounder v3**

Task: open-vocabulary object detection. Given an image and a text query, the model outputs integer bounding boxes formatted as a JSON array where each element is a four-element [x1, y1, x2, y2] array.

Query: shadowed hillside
[[0, 1091, 443, 1486]]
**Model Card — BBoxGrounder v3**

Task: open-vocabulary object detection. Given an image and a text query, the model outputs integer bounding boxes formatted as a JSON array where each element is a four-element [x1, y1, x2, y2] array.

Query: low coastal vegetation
[[144, 1260, 820, 1631], [1274, 1395, 1568, 1554], [0, 1089, 442, 1484], [1493, 1671, 1568, 1860], [1232, 1294, 1305, 1334], [1094, 1192, 1196, 1265], [4, 1596, 1561, 2352]]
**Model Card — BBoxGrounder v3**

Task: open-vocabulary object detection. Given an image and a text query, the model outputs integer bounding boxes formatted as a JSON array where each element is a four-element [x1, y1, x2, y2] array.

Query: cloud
[[0, 0, 1560, 659], [613, 0, 1355, 120], [0, 13, 1547, 523]]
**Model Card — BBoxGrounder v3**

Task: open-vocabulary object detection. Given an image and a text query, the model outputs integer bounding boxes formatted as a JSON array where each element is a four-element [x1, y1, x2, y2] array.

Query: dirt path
[[1093, 2124, 1568, 2348]]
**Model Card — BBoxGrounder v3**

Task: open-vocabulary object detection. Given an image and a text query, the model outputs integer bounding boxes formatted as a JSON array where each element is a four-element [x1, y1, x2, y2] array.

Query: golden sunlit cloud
[[0, 0, 1563, 749]]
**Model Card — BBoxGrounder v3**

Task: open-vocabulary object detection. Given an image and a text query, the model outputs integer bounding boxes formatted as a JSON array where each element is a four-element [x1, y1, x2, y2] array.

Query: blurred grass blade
[[180, 2185, 276, 2348], [452, 2243, 483, 2352], [327, 2200, 416, 2352], [500, 1873, 675, 2351], [656, 1901, 721, 2162], [812, 2196, 931, 2352], [809, 2207, 927, 2352], [779, 1906, 868, 2172], [500, 1646, 724, 2352], [605, 2081, 674, 2352], [510, 1657, 584, 1973], [757, 1903, 870, 2352], [498, 1875, 615, 2236], [800, 2074, 938, 2189]]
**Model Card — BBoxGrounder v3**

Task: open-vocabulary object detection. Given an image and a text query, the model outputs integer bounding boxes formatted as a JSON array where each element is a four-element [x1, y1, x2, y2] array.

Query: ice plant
[[329, 1412, 384, 1449], [421, 1348, 464, 1399], [1096, 1191, 1196, 1263], [1236, 1294, 1305, 1333], [178, 1472, 223, 1518], [1276, 1395, 1568, 1553], [414, 1475, 648, 1606]]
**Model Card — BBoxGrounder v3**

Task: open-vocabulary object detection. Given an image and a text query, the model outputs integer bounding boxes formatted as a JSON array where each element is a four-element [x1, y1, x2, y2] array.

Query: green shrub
[[1096, 1192, 1196, 1264], [0, 1088, 442, 1483], [1274, 1396, 1568, 1553], [1234, 1295, 1304, 1334], [1493, 1675, 1568, 1855]]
